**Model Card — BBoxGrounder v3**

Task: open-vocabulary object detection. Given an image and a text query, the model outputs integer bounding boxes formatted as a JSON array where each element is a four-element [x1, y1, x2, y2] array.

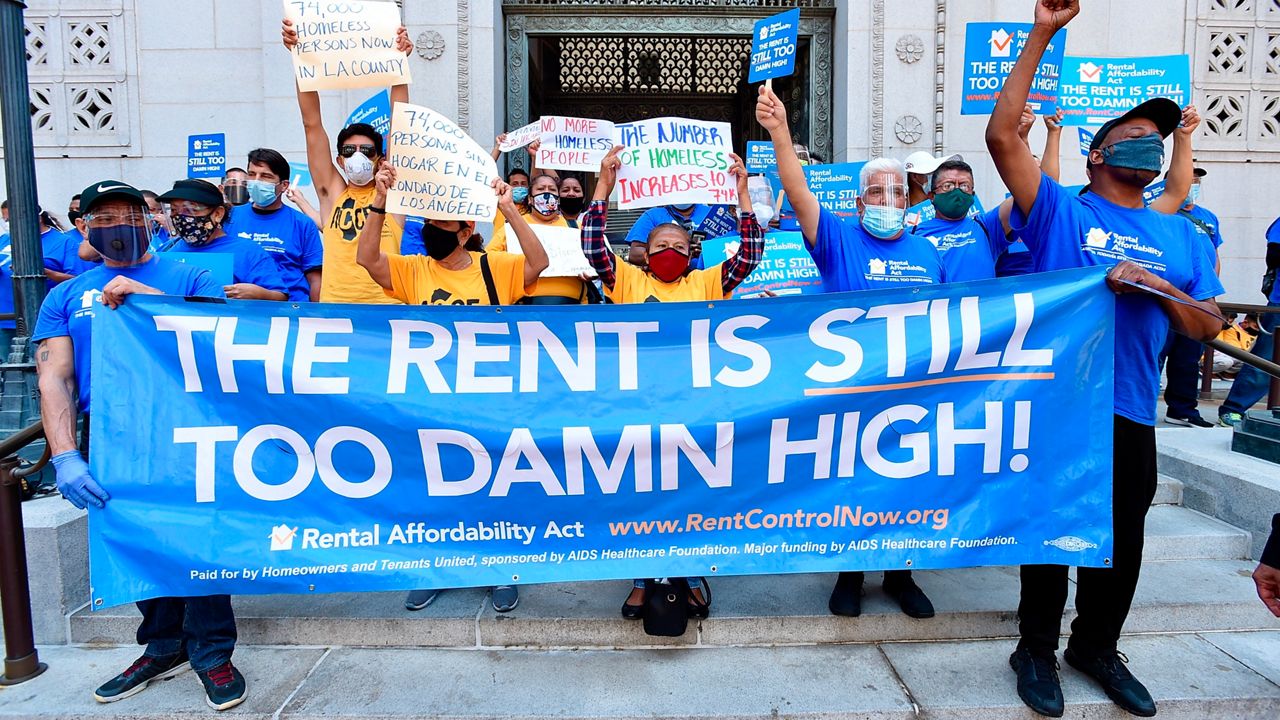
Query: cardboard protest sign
[[962, 23, 1067, 114], [499, 121, 542, 153], [384, 102, 498, 220], [1058, 55, 1190, 126], [703, 230, 821, 298], [537, 116, 615, 172], [187, 133, 226, 179], [506, 224, 595, 278], [284, 0, 411, 92], [613, 117, 736, 210], [804, 162, 864, 219], [749, 8, 801, 84], [346, 90, 392, 136], [745, 141, 777, 173]]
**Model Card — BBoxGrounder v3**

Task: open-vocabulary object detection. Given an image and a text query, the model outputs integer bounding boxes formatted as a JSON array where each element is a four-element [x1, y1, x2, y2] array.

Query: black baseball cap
[[1088, 98, 1182, 152], [79, 180, 147, 213], [157, 179, 225, 207]]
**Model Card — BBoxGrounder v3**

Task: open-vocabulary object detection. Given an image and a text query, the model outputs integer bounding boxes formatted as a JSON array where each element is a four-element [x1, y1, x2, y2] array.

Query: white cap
[[903, 151, 963, 176]]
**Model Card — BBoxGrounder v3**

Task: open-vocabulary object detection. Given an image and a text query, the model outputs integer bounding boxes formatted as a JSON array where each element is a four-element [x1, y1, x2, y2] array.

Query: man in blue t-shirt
[[987, 4, 1224, 717], [625, 204, 736, 271], [911, 158, 1008, 283], [223, 149, 324, 301], [157, 179, 288, 301], [1219, 214, 1280, 426], [756, 83, 942, 623], [33, 180, 247, 710]]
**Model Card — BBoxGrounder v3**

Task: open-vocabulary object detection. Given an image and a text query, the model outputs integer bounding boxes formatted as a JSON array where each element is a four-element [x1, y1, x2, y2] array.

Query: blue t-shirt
[[1268, 218, 1280, 305], [0, 235, 13, 330], [32, 256, 225, 412], [809, 207, 946, 292], [911, 207, 1008, 283], [224, 205, 323, 301], [1181, 204, 1223, 250], [624, 205, 738, 271], [996, 240, 1036, 277], [1011, 174, 1224, 425], [42, 229, 98, 283], [170, 232, 287, 294], [401, 216, 426, 256]]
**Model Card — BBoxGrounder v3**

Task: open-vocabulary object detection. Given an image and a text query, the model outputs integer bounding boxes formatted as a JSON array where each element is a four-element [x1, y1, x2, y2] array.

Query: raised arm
[[1040, 109, 1064, 181], [283, 19, 345, 210], [986, 1, 1079, 216], [756, 85, 820, 245], [355, 162, 395, 290], [582, 146, 623, 290], [497, 181, 550, 287], [721, 153, 762, 293], [1151, 105, 1200, 215]]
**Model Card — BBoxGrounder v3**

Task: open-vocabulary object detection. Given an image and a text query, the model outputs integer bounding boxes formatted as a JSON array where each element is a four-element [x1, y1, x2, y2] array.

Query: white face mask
[[343, 152, 375, 186], [752, 202, 775, 226]]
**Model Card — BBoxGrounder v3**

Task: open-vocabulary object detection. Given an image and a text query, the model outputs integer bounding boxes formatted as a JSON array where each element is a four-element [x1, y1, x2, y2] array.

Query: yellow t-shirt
[[607, 256, 725, 304], [488, 211, 584, 301], [386, 251, 531, 305], [320, 184, 404, 304]]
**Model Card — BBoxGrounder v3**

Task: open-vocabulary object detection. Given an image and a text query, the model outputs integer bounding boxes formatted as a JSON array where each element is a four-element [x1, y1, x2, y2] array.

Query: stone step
[[1154, 473, 1184, 505], [71, 558, 1274, 649], [9, 632, 1280, 719], [1143, 505, 1252, 561]]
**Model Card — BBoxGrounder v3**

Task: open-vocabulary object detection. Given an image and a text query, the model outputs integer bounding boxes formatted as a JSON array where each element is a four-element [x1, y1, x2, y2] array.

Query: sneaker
[[404, 589, 441, 611], [93, 649, 191, 703], [492, 585, 519, 613], [883, 576, 935, 618], [1009, 648, 1065, 718], [1218, 411, 1244, 428], [198, 661, 247, 711], [1064, 647, 1156, 717], [1165, 414, 1214, 428], [828, 571, 864, 617]]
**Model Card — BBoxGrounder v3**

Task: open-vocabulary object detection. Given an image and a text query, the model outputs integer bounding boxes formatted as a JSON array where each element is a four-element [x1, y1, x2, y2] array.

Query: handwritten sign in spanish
[[498, 121, 542, 153], [613, 117, 736, 210], [506, 224, 595, 278], [284, 0, 411, 92], [384, 102, 498, 220], [536, 116, 615, 172]]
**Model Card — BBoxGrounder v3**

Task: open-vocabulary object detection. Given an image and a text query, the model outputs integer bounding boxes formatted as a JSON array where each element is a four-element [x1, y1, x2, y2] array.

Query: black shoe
[[883, 575, 935, 618], [1064, 647, 1156, 717], [198, 661, 247, 711], [1165, 413, 1214, 428], [828, 572, 864, 617], [1009, 648, 1065, 718], [404, 589, 441, 611], [93, 649, 191, 703]]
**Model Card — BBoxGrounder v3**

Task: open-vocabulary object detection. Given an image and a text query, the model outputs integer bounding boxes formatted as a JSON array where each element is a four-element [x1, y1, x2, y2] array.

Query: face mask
[[671, 204, 694, 213], [343, 152, 375, 186], [1185, 184, 1202, 206], [68, 210, 82, 224], [861, 204, 906, 239], [511, 187, 529, 204], [422, 222, 462, 261], [248, 180, 280, 207], [224, 185, 249, 206], [559, 196, 585, 216], [647, 247, 690, 283], [172, 213, 220, 246], [532, 192, 559, 216], [1100, 133, 1165, 173], [753, 203, 775, 226], [88, 224, 150, 263], [931, 188, 975, 219]]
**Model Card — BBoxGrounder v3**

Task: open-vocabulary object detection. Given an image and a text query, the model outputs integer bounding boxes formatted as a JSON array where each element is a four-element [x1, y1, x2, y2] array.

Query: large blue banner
[[88, 269, 1115, 607], [1059, 55, 1191, 126]]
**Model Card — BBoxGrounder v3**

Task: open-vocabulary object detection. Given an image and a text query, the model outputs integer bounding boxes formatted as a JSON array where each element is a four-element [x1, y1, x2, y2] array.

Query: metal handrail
[[0, 420, 48, 685], [1200, 302, 1280, 409]]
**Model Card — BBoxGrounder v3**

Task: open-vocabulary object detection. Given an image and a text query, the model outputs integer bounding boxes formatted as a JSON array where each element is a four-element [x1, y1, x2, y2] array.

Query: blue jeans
[[136, 595, 236, 672], [1221, 304, 1280, 417], [1160, 331, 1204, 419]]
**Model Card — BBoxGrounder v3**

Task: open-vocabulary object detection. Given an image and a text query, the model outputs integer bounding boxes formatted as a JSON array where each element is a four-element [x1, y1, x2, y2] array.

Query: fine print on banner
[[962, 22, 1067, 115], [284, 0, 411, 92], [537, 116, 615, 173], [86, 268, 1115, 606], [499, 121, 542, 153], [613, 117, 737, 210], [508, 225, 596, 278], [1058, 54, 1191, 126], [384, 102, 498, 220]]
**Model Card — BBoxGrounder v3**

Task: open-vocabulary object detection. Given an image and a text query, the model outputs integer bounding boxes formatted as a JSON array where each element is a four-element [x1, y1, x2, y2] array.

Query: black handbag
[[641, 578, 690, 637]]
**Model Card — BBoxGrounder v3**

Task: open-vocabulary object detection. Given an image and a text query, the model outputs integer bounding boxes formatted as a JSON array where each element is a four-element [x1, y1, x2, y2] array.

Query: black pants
[[1017, 415, 1157, 657]]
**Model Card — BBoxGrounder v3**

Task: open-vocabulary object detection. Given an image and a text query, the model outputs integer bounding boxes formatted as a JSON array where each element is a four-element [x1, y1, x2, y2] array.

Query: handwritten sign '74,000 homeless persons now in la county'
[[284, 0, 412, 92]]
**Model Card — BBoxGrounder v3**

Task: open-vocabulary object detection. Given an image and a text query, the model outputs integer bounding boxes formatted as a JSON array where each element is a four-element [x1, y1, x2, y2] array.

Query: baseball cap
[[903, 152, 963, 176], [157, 179, 225, 207], [1088, 98, 1182, 152], [79, 180, 146, 213]]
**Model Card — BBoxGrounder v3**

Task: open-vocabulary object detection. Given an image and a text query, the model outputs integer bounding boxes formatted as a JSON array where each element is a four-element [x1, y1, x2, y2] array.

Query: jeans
[[1160, 331, 1204, 419], [1220, 303, 1280, 416], [1017, 416, 1157, 657], [136, 595, 237, 672]]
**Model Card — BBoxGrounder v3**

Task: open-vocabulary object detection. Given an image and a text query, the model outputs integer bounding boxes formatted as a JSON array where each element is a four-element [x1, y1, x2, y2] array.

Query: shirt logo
[[1085, 228, 1111, 248], [989, 29, 1013, 57], [1078, 62, 1103, 84], [868, 258, 887, 275]]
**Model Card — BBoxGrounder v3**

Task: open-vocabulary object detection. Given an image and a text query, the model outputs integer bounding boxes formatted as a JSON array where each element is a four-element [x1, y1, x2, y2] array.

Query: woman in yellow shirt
[[488, 173, 586, 304]]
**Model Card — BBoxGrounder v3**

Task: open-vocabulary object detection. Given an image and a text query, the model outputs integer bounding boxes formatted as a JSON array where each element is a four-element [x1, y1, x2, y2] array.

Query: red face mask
[[647, 247, 689, 283]]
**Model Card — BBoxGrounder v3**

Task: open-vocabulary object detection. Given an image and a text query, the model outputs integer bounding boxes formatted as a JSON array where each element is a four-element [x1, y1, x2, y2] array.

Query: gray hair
[[860, 157, 907, 193]]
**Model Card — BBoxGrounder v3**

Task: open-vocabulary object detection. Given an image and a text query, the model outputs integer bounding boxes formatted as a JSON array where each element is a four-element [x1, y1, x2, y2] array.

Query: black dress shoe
[[882, 574, 935, 618], [1009, 648, 1065, 718], [1064, 647, 1156, 717], [828, 571, 864, 617]]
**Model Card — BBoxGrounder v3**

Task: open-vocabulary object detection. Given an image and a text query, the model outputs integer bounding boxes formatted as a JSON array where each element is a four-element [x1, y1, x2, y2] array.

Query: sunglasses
[[339, 144, 378, 159]]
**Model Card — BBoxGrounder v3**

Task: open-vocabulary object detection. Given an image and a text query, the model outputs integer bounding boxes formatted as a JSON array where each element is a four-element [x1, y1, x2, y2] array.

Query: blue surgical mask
[[247, 180, 280, 207], [511, 187, 529, 203], [1100, 133, 1165, 173], [861, 204, 905, 239], [1185, 183, 1202, 206]]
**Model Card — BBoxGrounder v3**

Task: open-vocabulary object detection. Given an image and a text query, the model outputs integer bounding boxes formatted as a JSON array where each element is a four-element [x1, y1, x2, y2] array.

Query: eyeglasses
[[339, 144, 377, 159], [935, 181, 974, 194], [83, 210, 148, 228], [167, 200, 214, 215]]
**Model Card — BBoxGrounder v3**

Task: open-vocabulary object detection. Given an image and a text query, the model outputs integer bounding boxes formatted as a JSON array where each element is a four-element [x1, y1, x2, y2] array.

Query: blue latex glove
[[51, 450, 109, 509]]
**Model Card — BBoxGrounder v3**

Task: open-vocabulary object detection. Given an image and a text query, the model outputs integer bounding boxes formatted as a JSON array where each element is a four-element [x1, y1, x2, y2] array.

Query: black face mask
[[422, 222, 462, 261], [559, 196, 585, 216]]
